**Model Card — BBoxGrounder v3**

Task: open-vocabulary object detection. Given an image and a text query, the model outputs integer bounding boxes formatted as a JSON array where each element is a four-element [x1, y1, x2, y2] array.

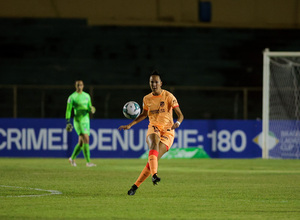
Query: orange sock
[[134, 163, 151, 187], [148, 150, 159, 176]]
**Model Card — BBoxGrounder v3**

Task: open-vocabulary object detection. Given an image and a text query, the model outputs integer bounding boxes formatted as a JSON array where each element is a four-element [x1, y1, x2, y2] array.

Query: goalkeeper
[[65, 80, 96, 167]]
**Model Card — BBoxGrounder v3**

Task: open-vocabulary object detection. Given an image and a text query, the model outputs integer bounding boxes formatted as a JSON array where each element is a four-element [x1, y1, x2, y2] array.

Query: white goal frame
[[262, 48, 300, 159]]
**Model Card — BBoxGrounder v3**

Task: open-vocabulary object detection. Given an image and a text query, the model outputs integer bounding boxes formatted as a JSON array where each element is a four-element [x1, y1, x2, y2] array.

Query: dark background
[[0, 15, 300, 119]]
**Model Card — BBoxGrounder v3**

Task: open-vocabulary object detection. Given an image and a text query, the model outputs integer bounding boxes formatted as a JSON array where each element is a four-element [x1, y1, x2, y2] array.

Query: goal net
[[263, 49, 300, 159]]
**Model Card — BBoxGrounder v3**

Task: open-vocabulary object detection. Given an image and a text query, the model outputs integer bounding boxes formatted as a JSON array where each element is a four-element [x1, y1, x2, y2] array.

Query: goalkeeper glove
[[66, 119, 73, 132], [91, 106, 96, 114]]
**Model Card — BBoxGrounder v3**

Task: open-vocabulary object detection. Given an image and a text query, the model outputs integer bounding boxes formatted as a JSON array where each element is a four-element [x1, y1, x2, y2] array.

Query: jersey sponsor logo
[[160, 101, 165, 107], [150, 109, 165, 114], [161, 135, 169, 140], [150, 110, 159, 114], [152, 126, 160, 133]]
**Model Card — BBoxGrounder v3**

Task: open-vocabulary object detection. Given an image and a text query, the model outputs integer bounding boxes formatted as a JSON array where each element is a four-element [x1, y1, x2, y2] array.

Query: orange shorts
[[146, 125, 175, 150]]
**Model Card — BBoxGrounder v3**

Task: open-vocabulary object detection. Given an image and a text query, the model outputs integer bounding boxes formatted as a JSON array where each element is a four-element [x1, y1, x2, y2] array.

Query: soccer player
[[65, 80, 97, 167], [118, 70, 184, 195]]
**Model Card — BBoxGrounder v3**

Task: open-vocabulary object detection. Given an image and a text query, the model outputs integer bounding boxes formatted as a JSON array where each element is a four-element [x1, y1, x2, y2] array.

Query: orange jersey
[[143, 89, 179, 130]]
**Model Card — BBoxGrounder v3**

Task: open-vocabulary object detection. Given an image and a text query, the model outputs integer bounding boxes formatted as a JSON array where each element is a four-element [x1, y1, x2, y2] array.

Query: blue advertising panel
[[268, 120, 300, 159], [0, 119, 263, 158], [0, 119, 69, 157]]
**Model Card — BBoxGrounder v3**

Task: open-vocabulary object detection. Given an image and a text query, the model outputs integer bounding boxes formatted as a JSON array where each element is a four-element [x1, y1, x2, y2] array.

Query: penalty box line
[[0, 185, 62, 198]]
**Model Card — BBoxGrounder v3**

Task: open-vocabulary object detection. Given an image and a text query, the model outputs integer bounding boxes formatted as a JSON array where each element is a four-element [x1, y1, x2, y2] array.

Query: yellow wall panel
[[53, 0, 98, 18], [0, 0, 56, 17], [211, 0, 299, 27], [297, 1, 300, 26], [55, 0, 156, 24], [211, 0, 256, 24], [102, 0, 156, 20], [256, 0, 297, 25], [88, 0, 157, 25], [181, 0, 198, 22], [0, 0, 299, 28], [158, 0, 181, 21]]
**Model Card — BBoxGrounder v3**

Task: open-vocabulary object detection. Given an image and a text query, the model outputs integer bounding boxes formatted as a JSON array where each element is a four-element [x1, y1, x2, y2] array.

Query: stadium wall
[[0, 118, 263, 158], [2, 18, 300, 120], [1, 18, 300, 89]]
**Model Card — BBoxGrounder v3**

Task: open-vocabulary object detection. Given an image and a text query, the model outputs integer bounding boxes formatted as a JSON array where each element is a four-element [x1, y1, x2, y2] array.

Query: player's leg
[[128, 145, 155, 195], [127, 127, 160, 195], [78, 120, 96, 167], [69, 121, 83, 167], [127, 162, 151, 195], [147, 128, 175, 185], [128, 142, 169, 195], [150, 141, 170, 185], [157, 142, 169, 159], [69, 136, 84, 167], [81, 133, 95, 167], [81, 133, 90, 162], [151, 130, 174, 184], [147, 133, 160, 177], [72, 135, 83, 158]]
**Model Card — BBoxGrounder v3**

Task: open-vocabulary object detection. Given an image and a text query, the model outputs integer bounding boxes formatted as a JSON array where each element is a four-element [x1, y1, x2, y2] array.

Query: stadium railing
[[0, 85, 261, 119]]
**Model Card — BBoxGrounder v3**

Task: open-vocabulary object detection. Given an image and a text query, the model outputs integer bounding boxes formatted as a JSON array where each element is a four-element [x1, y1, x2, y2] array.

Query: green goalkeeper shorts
[[73, 117, 90, 136]]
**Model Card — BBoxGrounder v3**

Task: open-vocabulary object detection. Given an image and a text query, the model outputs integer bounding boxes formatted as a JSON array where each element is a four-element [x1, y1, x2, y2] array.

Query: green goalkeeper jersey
[[66, 91, 92, 121]]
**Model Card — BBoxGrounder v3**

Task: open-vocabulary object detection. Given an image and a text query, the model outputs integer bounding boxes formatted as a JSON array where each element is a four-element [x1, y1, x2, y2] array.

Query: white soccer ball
[[123, 101, 141, 119]]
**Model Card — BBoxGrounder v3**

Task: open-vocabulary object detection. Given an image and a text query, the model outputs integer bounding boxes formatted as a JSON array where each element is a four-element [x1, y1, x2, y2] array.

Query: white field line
[[0, 185, 62, 197]]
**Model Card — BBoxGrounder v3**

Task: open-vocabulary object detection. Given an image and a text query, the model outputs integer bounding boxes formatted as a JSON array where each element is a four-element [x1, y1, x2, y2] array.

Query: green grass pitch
[[0, 158, 299, 219]]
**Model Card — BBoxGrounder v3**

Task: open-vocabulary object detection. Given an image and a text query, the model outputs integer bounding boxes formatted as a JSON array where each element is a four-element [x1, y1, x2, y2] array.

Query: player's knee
[[80, 134, 89, 143], [147, 134, 160, 149], [83, 138, 89, 144], [148, 142, 159, 151]]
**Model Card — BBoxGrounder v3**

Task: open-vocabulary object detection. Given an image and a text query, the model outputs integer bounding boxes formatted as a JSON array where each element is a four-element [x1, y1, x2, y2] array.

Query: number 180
[[207, 130, 247, 152]]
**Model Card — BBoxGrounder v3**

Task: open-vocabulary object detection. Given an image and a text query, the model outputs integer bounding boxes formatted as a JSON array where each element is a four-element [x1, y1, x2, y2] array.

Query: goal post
[[262, 48, 300, 159]]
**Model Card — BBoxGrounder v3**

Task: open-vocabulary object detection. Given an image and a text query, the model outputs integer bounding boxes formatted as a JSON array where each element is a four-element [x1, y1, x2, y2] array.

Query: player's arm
[[118, 109, 148, 130], [88, 95, 96, 114], [171, 106, 184, 130], [65, 97, 73, 132]]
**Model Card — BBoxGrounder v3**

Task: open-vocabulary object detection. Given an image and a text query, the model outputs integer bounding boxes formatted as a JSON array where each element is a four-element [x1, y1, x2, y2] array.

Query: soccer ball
[[123, 101, 141, 119]]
